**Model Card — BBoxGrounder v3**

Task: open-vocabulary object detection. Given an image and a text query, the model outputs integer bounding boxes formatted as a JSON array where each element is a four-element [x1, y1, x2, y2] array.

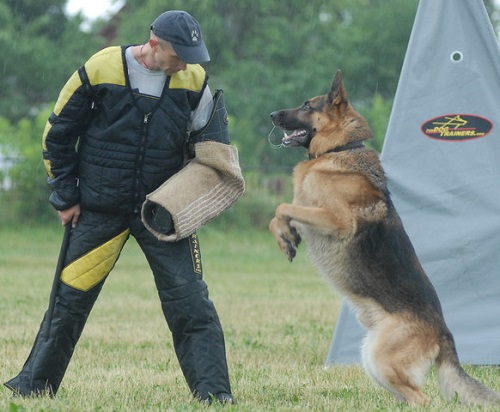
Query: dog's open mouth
[[282, 129, 311, 147]]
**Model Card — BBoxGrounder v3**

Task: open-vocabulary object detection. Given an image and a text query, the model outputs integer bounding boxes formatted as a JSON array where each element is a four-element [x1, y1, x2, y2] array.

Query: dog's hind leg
[[361, 316, 439, 406]]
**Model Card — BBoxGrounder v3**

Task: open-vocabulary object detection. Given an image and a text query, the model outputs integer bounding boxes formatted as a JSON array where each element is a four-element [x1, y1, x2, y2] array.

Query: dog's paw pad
[[286, 246, 296, 261]]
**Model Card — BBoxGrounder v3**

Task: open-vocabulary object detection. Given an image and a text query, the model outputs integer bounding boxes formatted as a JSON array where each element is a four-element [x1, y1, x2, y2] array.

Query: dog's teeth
[[285, 130, 300, 138]]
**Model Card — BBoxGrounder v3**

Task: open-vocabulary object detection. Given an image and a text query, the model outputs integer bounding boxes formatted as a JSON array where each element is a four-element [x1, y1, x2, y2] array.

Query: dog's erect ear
[[328, 69, 349, 106]]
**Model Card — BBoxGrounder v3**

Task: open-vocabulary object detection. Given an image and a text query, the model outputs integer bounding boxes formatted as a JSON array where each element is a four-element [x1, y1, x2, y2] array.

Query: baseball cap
[[150, 10, 210, 64]]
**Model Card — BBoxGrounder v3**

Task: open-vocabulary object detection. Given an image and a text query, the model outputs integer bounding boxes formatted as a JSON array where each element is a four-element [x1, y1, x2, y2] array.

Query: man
[[4, 10, 234, 404]]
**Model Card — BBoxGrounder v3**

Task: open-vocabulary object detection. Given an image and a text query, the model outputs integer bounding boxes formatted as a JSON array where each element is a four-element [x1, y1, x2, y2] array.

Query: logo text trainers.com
[[421, 114, 493, 141]]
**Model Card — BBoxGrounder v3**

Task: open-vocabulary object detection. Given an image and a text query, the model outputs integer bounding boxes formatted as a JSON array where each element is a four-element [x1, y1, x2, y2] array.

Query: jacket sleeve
[[42, 69, 93, 211]]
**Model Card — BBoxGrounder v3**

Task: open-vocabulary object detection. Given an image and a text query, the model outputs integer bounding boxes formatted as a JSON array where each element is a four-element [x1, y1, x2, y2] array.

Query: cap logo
[[191, 29, 199, 43]]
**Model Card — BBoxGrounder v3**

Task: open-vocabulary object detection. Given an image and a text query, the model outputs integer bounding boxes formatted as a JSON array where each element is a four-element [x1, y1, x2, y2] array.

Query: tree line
[[0, 0, 498, 226]]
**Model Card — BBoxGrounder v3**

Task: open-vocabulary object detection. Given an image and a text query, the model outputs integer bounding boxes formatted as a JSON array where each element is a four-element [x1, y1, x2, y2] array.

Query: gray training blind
[[326, 0, 500, 366]]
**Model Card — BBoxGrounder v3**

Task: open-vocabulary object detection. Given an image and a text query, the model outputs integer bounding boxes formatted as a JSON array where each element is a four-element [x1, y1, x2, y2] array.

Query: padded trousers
[[4, 210, 231, 399]]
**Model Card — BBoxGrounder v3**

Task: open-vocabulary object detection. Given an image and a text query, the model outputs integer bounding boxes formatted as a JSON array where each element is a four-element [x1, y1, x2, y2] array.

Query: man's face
[[150, 38, 188, 76]]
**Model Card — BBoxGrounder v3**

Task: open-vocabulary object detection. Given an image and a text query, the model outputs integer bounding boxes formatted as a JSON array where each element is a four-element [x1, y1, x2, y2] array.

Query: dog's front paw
[[269, 214, 300, 261], [280, 234, 297, 262], [276, 223, 300, 261], [280, 223, 301, 257], [289, 225, 301, 248]]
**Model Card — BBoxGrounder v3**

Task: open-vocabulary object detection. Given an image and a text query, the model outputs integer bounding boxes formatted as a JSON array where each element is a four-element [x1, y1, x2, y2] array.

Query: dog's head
[[270, 70, 372, 158]]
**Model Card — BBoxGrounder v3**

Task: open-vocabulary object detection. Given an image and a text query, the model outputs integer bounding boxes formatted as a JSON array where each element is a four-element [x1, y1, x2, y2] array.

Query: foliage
[[361, 93, 393, 152], [0, 0, 100, 121], [1, 0, 499, 226], [0, 109, 56, 225], [212, 170, 295, 231], [103, 0, 419, 167], [132, 0, 417, 168]]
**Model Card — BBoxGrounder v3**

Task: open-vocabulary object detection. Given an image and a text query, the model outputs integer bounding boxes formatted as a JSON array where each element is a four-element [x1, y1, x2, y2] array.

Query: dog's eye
[[302, 101, 311, 110]]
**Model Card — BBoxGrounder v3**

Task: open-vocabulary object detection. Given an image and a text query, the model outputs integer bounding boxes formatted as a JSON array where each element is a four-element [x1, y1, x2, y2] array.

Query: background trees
[[0, 0, 498, 226]]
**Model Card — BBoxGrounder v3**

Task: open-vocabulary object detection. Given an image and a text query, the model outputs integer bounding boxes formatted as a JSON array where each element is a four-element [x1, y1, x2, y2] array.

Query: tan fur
[[269, 70, 500, 406]]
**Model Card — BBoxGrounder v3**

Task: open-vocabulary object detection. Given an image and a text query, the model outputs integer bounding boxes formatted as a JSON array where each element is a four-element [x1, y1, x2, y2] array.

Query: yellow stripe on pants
[[61, 229, 130, 291]]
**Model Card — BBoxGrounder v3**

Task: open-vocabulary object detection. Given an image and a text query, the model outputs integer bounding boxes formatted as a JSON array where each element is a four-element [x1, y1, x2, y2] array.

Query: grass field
[[1, 225, 498, 411]]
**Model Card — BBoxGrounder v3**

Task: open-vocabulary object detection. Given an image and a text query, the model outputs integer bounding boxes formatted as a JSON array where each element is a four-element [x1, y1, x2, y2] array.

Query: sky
[[65, 0, 125, 20]]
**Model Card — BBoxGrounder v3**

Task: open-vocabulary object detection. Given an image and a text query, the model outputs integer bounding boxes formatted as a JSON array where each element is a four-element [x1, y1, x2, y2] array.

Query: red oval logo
[[421, 114, 493, 141]]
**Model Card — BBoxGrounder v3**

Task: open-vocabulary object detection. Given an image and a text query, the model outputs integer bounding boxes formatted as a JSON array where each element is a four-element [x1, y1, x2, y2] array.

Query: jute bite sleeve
[[141, 141, 244, 241]]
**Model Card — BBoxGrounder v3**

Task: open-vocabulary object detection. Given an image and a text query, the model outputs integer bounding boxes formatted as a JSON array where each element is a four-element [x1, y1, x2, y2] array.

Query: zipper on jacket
[[133, 112, 151, 212]]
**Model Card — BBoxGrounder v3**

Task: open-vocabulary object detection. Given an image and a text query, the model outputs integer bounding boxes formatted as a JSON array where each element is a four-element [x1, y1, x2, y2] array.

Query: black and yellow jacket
[[42, 46, 207, 214]]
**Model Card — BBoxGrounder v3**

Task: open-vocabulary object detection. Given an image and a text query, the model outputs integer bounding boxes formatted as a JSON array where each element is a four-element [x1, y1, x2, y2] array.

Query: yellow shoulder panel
[[50, 47, 125, 117], [52, 71, 83, 117], [170, 64, 206, 92], [84, 46, 126, 87]]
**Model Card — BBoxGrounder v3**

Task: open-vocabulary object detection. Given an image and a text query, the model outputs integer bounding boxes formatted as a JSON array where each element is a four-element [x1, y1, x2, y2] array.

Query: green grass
[[1, 225, 498, 411]]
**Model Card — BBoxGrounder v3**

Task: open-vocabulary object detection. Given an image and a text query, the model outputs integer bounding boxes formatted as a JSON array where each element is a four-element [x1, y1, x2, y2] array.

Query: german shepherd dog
[[269, 70, 500, 406]]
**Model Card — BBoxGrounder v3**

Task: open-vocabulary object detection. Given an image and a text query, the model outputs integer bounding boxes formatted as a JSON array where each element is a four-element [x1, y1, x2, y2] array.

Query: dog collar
[[309, 141, 365, 159]]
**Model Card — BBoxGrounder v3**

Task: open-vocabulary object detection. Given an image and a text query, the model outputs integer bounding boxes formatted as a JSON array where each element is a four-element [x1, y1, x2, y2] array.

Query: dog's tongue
[[283, 130, 307, 146]]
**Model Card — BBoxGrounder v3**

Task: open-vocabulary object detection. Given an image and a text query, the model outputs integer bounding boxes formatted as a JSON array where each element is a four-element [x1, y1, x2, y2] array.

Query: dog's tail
[[436, 334, 500, 406]]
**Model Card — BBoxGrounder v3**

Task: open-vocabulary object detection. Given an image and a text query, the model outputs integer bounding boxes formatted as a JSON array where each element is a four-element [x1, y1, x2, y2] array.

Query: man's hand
[[58, 204, 81, 228]]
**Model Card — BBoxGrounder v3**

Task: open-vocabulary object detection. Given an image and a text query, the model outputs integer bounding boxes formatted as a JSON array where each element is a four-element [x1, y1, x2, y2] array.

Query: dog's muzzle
[[270, 111, 312, 147]]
